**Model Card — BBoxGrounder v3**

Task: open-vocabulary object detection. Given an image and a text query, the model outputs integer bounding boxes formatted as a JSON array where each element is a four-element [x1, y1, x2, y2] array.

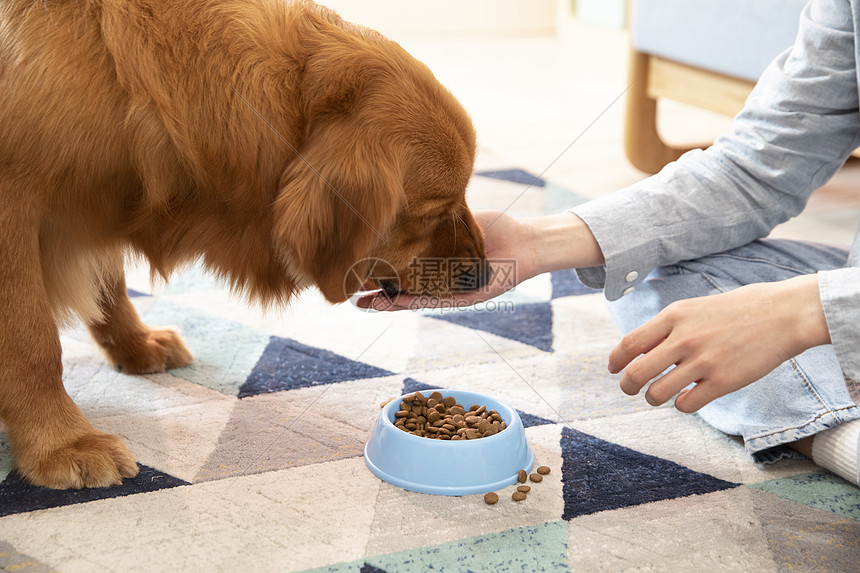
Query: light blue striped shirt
[[572, 0, 860, 382]]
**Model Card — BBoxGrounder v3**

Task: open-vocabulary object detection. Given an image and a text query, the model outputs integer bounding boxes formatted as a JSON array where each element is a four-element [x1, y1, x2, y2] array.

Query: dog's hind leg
[[0, 213, 139, 489], [87, 273, 193, 375]]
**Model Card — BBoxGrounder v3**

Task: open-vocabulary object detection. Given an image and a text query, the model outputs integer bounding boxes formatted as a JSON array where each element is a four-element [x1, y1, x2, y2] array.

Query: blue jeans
[[607, 239, 860, 463]]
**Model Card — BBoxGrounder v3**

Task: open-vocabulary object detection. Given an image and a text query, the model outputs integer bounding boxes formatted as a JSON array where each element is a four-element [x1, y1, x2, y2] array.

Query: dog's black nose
[[379, 280, 401, 297], [454, 259, 492, 291]]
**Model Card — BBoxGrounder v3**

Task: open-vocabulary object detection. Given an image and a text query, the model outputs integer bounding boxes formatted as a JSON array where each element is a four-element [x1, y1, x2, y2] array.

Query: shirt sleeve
[[820, 267, 860, 383], [571, 0, 860, 301]]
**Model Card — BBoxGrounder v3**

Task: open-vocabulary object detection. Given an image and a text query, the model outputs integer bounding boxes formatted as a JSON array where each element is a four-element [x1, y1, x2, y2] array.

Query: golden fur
[[0, 0, 487, 488]]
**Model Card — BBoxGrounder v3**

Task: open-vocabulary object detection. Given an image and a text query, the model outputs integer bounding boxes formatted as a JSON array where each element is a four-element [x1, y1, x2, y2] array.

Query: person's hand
[[608, 274, 831, 412], [356, 211, 538, 311], [356, 210, 604, 311]]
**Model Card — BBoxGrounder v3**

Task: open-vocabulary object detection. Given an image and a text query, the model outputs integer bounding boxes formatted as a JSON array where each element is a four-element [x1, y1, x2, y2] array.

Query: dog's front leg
[[87, 272, 192, 374], [0, 219, 139, 489]]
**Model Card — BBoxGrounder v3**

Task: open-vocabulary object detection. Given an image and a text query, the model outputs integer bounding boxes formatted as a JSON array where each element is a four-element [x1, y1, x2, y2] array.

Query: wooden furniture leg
[[624, 49, 688, 174]]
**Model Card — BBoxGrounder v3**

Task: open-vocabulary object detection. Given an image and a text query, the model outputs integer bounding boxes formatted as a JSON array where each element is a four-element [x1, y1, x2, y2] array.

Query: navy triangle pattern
[[560, 427, 739, 520], [401, 378, 437, 396], [428, 302, 554, 352], [401, 378, 554, 429], [474, 168, 546, 188], [550, 269, 601, 299], [0, 464, 189, 518], [517, 411, 555, 429], [239, 336, 394, 398]]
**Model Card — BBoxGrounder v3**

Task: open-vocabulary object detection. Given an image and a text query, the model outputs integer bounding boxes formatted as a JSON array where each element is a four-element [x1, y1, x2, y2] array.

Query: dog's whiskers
[[450, 211, 459, 257]]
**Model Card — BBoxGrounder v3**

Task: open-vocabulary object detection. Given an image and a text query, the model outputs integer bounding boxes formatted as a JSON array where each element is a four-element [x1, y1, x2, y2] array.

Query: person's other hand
[[607, 275, 830, 412]]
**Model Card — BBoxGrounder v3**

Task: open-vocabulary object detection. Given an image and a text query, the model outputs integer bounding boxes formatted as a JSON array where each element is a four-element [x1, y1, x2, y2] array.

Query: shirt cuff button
[[625, 271, 639, 282], [622, 286, 635, 296]]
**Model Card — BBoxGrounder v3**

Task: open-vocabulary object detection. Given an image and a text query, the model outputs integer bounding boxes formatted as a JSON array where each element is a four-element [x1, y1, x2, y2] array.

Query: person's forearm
[[524, 212, 605, 274]]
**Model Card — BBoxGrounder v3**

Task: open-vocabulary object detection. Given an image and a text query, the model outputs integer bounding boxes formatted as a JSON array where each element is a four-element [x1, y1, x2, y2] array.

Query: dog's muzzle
[[454, 259, 492, 292]]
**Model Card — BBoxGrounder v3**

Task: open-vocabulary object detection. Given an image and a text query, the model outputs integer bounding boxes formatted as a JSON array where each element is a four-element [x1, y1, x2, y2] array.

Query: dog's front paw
[[106, 328, 193, 374], [18, 431, 139, 489]]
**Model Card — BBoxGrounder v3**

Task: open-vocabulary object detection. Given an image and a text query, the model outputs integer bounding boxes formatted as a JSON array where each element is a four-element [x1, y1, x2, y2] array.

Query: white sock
[[811, 418, 860, 486]]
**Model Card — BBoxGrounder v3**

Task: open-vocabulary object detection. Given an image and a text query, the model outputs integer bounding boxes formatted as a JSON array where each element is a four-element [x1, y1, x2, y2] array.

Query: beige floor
[[394, 21, 860, 248]]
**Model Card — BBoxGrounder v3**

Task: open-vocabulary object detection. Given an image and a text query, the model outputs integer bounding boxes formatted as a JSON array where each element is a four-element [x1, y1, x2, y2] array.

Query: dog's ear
[[273, 117, 403, 303]]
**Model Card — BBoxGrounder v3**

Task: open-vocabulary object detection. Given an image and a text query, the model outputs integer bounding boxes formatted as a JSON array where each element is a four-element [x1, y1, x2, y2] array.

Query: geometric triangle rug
[[0, 465, 189, 518], [239, 336, 395, 398], [428, 302, 554, 352], [560, 427, 739, 520], [312, 521, 569, 573], [550, 268, 601, 299], [474, 168, 546, 188], [749, 470, 860, 521]]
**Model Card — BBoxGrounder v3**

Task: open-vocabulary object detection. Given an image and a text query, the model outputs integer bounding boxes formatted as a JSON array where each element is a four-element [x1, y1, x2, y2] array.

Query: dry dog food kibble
[[483, 464, 552, 507], [392, 391, 507, 440]]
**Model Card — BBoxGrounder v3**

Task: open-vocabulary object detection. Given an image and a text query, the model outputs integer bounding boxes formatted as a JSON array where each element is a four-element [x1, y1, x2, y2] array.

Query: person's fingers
[[640, 362, 702, 406], [354, 294, 378, 309], [616, 339, 683, 397], [357, 291, 484, 312], [354, 292, 409, 311], [635, 354, 730, 413], [373, 294, 414, 311], [674, 386, 694, 409], [608, 315, 673, 376], [672, 378, 727, 413]]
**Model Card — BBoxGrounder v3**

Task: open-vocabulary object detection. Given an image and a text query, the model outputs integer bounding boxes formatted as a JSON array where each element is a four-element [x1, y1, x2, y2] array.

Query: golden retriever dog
[[0, 0, 490, 489]]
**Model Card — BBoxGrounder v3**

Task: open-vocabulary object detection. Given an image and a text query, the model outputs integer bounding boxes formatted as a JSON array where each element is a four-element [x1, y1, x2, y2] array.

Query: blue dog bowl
[[364, 389, 534, 495]]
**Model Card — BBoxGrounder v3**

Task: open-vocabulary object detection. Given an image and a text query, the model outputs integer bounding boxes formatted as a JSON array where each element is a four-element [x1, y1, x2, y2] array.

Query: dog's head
[[273, 21, 489, 304]]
